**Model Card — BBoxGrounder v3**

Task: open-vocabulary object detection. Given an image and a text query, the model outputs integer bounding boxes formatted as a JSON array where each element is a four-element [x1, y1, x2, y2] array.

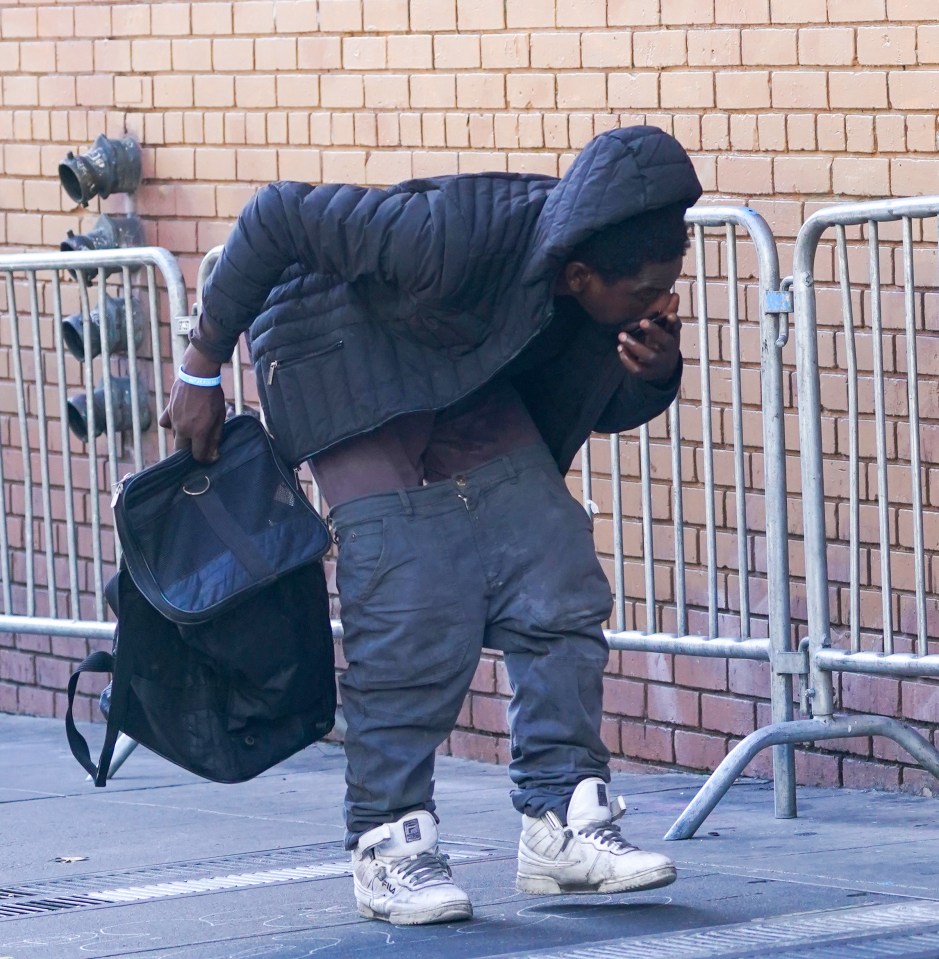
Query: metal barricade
[[578, 207, 797, 838], [670, 196, 939, 837]]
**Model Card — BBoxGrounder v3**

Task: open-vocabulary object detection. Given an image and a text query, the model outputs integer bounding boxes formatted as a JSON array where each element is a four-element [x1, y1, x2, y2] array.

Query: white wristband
[[178, 366, 222, 387]]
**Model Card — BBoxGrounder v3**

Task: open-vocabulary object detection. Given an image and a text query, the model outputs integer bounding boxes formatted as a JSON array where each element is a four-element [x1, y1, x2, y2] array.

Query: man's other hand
[[616, 295, 682, 385]]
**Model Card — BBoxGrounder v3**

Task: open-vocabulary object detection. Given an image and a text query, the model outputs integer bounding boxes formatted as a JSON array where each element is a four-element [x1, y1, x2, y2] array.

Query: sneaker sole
[[516, 863, 677, 896], [357, 900, 474, 926]]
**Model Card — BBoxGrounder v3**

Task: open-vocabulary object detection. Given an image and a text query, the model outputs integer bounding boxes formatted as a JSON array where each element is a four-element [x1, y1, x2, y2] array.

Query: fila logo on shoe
[[403, 818, 422, 843]]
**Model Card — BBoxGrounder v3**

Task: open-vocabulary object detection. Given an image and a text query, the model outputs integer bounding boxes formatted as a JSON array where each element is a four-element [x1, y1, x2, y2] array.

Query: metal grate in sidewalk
[[494, 900, 939, 959], [0, 837, 510, 921]]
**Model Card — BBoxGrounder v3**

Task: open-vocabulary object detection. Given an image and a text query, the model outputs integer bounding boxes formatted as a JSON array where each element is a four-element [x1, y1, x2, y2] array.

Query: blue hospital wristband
[[178, 366, 222, 387]]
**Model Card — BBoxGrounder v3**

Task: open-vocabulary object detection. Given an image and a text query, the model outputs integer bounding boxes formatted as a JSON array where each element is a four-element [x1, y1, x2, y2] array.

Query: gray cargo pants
[[329, 444, 614, 846]]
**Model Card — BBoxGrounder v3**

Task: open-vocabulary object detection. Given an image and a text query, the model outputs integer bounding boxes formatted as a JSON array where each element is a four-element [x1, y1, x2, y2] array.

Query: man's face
[[565, 256, 684, 328]]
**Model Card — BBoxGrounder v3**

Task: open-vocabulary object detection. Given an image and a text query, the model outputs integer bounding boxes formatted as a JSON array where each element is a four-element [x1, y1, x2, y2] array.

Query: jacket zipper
[[267, 339, 344, 385]]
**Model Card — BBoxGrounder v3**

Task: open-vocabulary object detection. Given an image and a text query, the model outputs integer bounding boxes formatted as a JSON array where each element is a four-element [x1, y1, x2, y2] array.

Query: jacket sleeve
[[192, 181, 453, 363], [592, 357, 683, 433]]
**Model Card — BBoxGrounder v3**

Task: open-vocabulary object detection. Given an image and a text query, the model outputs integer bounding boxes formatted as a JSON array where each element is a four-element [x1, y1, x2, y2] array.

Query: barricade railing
[[669, 196, 939, 838], [0, 248, 187, 776]]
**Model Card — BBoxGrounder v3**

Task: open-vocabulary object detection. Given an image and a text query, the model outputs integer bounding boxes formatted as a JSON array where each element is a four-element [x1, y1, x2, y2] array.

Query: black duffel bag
[[66, 414, 336, 786]]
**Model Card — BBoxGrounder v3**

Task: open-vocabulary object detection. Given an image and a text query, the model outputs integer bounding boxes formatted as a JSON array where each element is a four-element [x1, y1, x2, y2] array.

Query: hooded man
[[161, 125, 703, 926]]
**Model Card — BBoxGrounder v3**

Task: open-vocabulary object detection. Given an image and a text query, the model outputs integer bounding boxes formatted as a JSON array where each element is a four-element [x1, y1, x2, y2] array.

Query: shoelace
[[577, 822, 638, 851], [386, 849, 454, 888]]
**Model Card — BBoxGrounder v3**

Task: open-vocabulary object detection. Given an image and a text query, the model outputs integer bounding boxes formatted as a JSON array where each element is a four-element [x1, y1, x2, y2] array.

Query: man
[[161, 125, 702, 926]]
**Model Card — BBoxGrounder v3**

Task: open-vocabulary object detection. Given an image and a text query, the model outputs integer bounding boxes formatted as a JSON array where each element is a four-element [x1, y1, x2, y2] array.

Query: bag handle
[[65, 650, 120, 785]]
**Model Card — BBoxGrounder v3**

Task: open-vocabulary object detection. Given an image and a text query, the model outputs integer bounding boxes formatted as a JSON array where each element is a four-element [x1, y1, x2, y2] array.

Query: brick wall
[[2, 1, 939, 796]]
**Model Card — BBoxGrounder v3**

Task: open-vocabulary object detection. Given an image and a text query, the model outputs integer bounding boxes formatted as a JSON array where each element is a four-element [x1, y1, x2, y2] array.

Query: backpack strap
[[65, 649, 115, 781]]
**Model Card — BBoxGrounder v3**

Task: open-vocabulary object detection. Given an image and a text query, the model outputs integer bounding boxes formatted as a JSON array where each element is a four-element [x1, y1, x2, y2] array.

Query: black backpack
[[66, 415, 337, 785]]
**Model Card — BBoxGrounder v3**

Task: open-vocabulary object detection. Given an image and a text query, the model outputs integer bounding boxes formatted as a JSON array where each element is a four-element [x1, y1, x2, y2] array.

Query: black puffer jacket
[[195, 126, 703, 472]]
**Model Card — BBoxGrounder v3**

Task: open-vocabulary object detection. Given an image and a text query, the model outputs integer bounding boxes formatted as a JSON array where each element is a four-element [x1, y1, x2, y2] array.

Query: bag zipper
[[267, 339, 344, 385]]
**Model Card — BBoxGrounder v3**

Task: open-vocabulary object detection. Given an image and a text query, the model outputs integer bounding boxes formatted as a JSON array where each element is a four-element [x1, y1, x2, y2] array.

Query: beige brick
[[832, 157, 890, 196], [608, 72, 659, 109], [365, 74, 410, 108], [2, 6, 37, 38], [273, 1, 318, 34], [729, 113, 757, 150], [235, 75, 278, 108], [37, 6, 74, 37], [434, 34, 481, 69], [469, 112, 494, 147], [388, 34, 433, 68], [234, 1, 275, 34], [786, 113, 816, 150], [154, 75, 193, 109], [363, 0, 410, 31], [195, 147, 236, 180], [457, 0, 504, 31], [37, 76, 75, 108], [184, 111, 206, 144], [688, 29, 740, 66], [277, 75, 319, 108], [756, 113, 785, 149], [457, 73, 505, 109], [413, 150, 458, 177], [76, 10, 115, 44], [875, 114, 906, 152], [817, 113, 846, 151], [716, 70, 770, 109], [257, 37, 298, 71], [343, 37, 387, 70], [582, 32, 632, 68], [846, 115, 875, 153], [557, 73, 607, 109], [237, 148, 279, 182], [380, 113, 402, 145], [891, 158, 939, 195], [690, 154, 717, 191], [888, 0, 934, 15], [531, 32, 581, 69], [56, 39, 94, 73], [154, 147, 196, 180], [828, 0, 887, 21], [715, 0, 769, 23], [663, 0, 714, 24], [410, 0, 456, 31], [0, 42, 20, 73], [701, 113, 729, 150], [20, 42, 56, 74], [769, 0, 826, 23], [321, 74, 365, 109], [661, 71, 715, 108], [191, 2, 233, 35], [131, 39, 172, 73], [798, 28, 854, 66], [568, 113, 594, 147], [481, 33, 530, 68], [319, 0, 363, 31], [774, 156, 831, 194], [506, 0, 555, 28], [446, 111, 470, 146], [830, 72, 888, 110], [517, 113, 544, 147], [889, 71, 939, 109], [493, 113, 519, 148], [906, 115, 937, 153], [299, 37, 342, 71], [673, 113, 701, 149], [322, 151, 367, 182], [742, 28, 796, 65], [458, 150, 507, 173], [422, 112, 446, 146], [633, 30, 686, 67], [608, 0, 658, 25], [717, 155, 773, 195], [506, 152, 556, 176], [410, 74, 456, 108], [364, 150, 411, 184], [857, 26, 916, 66], [287, 111, 312, 144], [195, 75, 235, 108], [172, 39, 212, 72], [557, 0, 606, 27], [771, 71, 827, 109], [331, 113, 354, 145], [507, 73, 556, 109], [151, 3, 190, 36], [214, 39, 255, 72], [918, 26, 939, 65]]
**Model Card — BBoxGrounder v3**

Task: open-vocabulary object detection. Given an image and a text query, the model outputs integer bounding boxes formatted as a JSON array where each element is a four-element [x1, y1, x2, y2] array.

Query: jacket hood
[[523, 126, 703, 285]]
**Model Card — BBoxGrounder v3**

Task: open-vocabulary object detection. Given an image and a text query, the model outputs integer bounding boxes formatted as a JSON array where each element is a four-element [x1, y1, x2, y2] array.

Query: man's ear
[[561, 260, 593, 294]]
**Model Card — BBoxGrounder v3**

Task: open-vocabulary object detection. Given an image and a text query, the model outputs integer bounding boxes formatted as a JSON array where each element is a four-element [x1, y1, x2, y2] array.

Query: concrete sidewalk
[[3, 712, 939, 959]]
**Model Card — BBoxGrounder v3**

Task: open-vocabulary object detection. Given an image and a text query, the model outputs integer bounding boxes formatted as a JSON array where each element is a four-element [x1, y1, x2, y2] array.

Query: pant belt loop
[[502, 454, 518, 483], [397, 489, 414, 516]]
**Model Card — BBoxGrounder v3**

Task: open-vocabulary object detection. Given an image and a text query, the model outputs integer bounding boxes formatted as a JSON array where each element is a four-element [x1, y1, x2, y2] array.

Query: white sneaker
[[517, 777, 677, 895], [352, 810, 473, 925]]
